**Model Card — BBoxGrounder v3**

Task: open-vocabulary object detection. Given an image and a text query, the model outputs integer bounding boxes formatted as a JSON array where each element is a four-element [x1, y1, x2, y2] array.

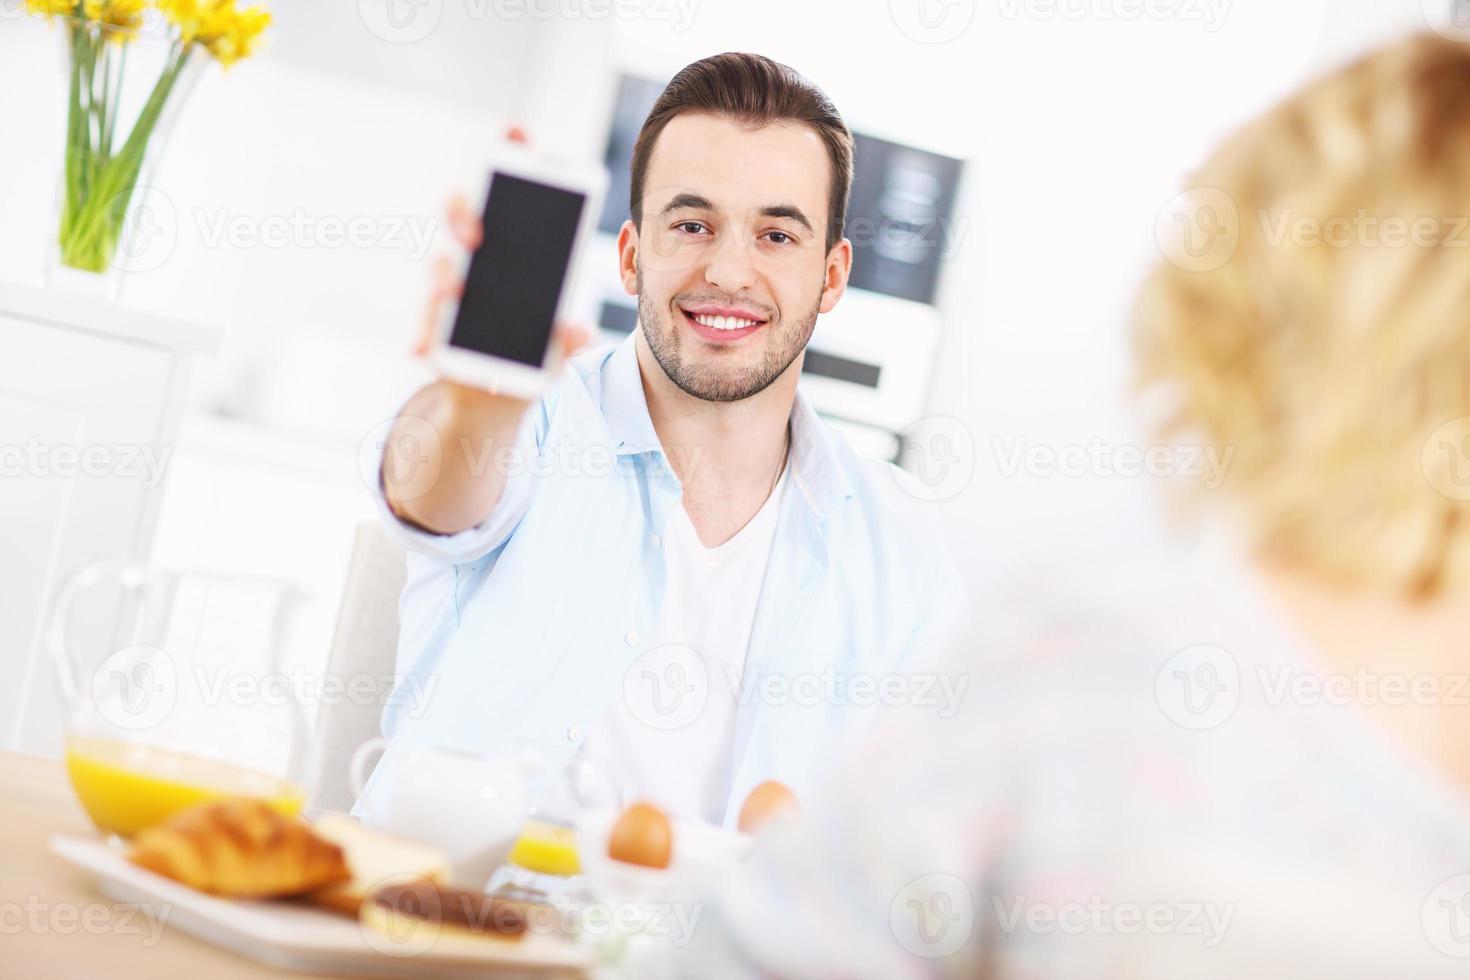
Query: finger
[[415, 255, 462, 357], [446, 194, 483, 251]]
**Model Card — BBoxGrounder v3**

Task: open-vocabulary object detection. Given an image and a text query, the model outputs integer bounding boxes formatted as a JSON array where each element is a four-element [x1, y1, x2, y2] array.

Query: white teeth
[[690, 313, 758, 331]]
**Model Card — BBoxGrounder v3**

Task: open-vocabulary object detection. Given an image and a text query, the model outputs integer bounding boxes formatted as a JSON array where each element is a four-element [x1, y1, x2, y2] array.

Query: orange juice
[[507, 819, 581, 876], [64, 736, 304, 837]]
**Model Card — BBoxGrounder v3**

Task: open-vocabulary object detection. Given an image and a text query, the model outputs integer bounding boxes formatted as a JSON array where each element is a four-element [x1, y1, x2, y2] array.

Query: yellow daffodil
[[25, 0, 82, 17], [158, 0, 270, 66], [27, 0, 144, 42], [84, 0, 146, 39]]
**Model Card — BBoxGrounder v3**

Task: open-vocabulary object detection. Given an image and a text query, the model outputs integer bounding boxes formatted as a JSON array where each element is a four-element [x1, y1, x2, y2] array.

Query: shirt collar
[[600, 330, 855, 520]]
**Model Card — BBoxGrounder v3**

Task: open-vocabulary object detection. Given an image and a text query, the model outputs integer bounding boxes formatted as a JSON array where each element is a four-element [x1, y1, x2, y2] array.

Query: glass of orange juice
[[48, 562, 311, 840], [488, 743, 622, 900]]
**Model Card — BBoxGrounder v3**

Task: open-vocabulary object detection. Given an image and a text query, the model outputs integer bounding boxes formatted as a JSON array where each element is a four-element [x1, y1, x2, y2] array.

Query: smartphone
[[434, 153, 606, 399]]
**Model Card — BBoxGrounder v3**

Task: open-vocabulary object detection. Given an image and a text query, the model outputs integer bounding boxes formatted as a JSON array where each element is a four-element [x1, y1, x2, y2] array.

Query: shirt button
[[624, 631, 639, 647], [651, 534, 662, 549], [566, 725, 583, 742]]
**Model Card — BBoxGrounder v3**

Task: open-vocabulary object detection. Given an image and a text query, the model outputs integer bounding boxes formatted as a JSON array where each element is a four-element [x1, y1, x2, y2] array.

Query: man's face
[[618, 112, 850, 402]]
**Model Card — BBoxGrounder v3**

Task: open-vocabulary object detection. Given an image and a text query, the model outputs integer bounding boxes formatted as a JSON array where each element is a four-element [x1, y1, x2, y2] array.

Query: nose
[[701, 228, 757, 295]]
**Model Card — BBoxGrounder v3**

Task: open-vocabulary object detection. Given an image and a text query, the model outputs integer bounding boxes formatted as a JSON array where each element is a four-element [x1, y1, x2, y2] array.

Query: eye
[[674, 221, 708, 235], [763, 230, 795, 245]]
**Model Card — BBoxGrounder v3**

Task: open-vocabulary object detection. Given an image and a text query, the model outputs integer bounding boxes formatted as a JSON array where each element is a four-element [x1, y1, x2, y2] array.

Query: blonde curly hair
[[1135, 33, 1470, 598]]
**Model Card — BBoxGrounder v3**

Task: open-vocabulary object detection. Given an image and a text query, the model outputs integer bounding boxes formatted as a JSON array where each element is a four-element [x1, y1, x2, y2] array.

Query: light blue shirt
[[355, 333, 968, 828]]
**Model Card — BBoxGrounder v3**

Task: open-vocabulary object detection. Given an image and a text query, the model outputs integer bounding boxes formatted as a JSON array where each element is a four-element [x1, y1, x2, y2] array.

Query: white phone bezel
[[433, 151, 608, 400]]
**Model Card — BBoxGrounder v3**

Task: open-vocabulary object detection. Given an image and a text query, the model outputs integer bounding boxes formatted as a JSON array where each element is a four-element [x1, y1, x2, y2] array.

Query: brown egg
[[607, 802, 673, 869], [737, 780, 800, 834]]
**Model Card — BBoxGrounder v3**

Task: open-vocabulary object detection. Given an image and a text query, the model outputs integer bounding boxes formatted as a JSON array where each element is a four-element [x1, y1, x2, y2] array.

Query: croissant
[[129, 798, 351, 898]]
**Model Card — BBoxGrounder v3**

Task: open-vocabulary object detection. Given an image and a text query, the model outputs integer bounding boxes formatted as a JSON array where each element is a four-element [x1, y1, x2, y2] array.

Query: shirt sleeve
[[363, 392, 550, 566]]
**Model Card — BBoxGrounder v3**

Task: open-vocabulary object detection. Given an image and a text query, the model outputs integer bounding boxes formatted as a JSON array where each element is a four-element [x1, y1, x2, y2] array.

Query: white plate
[[49, 834, 591, 978]]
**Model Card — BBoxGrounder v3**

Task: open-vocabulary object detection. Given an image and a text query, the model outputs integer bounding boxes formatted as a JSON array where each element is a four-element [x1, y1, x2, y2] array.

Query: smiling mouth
[[677, 305, 770, 342]]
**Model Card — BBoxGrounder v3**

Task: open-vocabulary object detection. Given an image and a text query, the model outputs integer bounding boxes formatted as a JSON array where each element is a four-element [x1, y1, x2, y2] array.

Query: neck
[[634, 330, 798, 545], [1255, 557, 1470, 796]]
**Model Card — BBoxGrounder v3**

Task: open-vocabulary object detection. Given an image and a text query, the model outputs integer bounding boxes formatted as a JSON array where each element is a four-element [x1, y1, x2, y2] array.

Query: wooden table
[[0, 750, 360, 979]]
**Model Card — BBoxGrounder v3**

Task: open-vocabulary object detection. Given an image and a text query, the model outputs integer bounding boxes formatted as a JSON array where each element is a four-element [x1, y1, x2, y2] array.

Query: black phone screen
[[448, 172, 587, 366]]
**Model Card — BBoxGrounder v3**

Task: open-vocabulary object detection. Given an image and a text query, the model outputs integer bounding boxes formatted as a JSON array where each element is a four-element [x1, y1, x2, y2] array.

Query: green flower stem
[[58, 39, 194, 273]]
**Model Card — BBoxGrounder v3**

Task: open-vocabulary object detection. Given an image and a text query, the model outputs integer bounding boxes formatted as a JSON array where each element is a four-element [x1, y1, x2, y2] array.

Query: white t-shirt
[[587, 468, 789, 825]]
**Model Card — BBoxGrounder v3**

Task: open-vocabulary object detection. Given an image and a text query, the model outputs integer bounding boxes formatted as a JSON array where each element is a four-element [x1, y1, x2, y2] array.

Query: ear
[[616, 220, 640, 296], [818, 237, 853, 315]]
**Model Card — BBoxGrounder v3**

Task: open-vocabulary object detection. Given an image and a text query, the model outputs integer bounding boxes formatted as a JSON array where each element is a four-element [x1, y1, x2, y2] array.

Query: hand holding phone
[[386, 151, 603, 535], [429, 154, 606, 399]]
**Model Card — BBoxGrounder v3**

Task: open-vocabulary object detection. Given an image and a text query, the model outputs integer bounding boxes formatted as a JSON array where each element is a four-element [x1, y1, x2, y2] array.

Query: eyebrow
[[758, 204, 814, 234], [658, 194, 815, 234]]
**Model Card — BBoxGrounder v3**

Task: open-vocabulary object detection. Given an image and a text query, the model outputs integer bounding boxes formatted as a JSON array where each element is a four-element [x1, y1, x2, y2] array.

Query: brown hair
[[629, 52, 854, 252]]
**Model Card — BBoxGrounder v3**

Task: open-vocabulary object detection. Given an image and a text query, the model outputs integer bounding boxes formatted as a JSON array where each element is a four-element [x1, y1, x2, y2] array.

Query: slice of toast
[[304, 813, 453, 915]]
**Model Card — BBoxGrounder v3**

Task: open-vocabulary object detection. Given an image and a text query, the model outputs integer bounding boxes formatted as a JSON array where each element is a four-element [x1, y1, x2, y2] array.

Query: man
[[357, 52, 966, 829]]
